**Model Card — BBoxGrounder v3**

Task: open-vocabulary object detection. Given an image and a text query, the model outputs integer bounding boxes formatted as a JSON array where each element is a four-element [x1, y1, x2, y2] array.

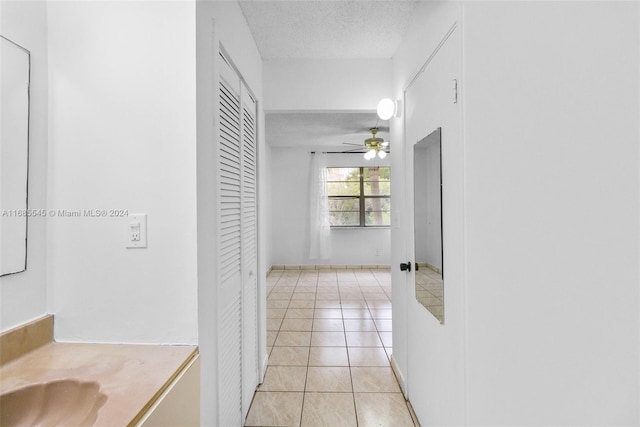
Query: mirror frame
[[1, 35, 31, 277], [413, 127, 444, 323]]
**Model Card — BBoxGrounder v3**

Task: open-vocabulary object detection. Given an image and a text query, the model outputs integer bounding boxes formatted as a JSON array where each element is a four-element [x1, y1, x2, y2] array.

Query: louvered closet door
[[217, 51, 260, 426], [241, 84, 258, 417], [217, 57, 243, 426]]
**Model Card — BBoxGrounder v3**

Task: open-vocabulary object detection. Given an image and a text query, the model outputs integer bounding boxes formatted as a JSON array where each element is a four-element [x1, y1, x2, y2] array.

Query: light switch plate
[[126, 214, 147, 248]]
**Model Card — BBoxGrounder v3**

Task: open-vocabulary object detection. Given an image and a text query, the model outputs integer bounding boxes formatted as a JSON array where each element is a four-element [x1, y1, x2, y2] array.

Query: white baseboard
[[259, 353, 268, 383], [269, 264, 390, 270], [390, 354, 407, 397]]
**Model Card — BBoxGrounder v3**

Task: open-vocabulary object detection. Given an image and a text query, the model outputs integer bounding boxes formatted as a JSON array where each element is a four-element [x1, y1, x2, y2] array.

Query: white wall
[[463, 2, 639, 424], [271, 147, 391, 267], [195, 2, 265, 425], [264, 58, 393, 269], [263, 58, 392, 111], [393, 1, 640, 426], [46, 1, 198, 344], [0, 0, 49, 332]]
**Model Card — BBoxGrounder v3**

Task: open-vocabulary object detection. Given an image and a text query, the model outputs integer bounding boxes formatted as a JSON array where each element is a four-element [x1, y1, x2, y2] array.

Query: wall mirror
[[413, 127, 443, 323], [1, 36, 31, 276]]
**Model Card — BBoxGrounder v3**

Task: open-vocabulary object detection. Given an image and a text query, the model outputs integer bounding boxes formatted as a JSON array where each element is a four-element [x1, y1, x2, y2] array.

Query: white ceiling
[[238, 1, 418, 59], [266, 112, 389, 151], [240, 1, 411, 149]]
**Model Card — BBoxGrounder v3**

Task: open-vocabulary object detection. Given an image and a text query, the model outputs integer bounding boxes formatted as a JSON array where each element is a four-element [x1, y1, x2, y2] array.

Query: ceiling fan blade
[[381, 141, 390, 147], [341, 142, 363, 147]]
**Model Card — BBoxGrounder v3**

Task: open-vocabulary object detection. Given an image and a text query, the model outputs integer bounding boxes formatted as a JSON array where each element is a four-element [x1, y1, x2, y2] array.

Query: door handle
[[400, 262, 412, 272]]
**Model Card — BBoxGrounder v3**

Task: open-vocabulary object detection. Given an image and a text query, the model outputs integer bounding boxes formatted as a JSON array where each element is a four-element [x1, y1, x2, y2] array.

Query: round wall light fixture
[[376, 98, 395, 120], [377, 98, 401, 120]]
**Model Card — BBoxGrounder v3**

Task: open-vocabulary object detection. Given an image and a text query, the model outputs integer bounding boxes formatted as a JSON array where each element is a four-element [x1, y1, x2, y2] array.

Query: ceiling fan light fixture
[[362, 127, 390, 160], [364, 149, 376, 160]]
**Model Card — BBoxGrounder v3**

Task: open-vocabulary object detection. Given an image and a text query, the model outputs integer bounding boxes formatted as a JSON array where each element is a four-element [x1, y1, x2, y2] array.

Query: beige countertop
[[0, 342, 198, 426]]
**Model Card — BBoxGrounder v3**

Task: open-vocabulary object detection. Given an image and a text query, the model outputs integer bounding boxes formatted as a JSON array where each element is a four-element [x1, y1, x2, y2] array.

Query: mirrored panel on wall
[[1, 36, 31, 276], [413, 128, 443, 323]]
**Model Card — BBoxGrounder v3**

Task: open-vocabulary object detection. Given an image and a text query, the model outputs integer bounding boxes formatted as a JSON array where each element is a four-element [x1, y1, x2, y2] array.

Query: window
[[327, 167, 391, 227]]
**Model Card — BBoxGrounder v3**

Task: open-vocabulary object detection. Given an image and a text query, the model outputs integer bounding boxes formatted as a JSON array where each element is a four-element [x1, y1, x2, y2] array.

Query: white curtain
[[308, 152, 331, 259]]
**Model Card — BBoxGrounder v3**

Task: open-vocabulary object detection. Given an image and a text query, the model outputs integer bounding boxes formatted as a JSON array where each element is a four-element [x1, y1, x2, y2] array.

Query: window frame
[[327, 166, 391, 228]]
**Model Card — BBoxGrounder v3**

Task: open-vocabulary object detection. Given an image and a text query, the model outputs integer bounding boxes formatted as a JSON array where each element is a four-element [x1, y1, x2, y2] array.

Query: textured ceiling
[[244, 2, 406, 150], [238, 1, 418, 59], [266, 112, 389, 150]]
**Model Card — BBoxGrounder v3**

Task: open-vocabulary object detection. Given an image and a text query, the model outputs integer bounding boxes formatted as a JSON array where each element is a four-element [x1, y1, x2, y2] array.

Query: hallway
[[245, 268, 417, 426]]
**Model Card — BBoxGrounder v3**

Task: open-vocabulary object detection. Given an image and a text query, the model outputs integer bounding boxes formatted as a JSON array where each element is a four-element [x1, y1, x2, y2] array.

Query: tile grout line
[[370, 273, 390, 362], [338, 278, 359, 427], [297, 274, 311, 427]]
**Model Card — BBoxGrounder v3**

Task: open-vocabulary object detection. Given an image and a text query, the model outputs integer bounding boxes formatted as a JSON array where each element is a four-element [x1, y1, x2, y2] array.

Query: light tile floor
[[245, 268, 419, 427]]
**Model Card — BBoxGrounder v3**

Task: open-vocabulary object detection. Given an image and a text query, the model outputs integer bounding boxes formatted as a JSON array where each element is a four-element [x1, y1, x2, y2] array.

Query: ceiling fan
[[342, 127, 390, 159]]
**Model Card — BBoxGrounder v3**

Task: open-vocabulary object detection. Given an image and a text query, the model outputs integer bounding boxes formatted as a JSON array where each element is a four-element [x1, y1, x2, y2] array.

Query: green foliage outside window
[[327, 167, 391, 227]]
